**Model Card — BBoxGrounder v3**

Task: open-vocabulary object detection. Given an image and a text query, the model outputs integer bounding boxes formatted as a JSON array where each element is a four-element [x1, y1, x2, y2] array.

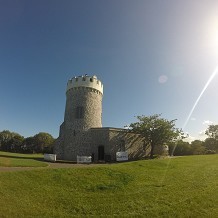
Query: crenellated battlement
[[66, 75, 103, 94]]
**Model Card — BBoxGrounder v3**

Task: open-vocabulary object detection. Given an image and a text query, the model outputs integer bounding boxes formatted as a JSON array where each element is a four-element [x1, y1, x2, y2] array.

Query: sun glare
[[205, 15, 218, 53], [183, 65, 218, 130]]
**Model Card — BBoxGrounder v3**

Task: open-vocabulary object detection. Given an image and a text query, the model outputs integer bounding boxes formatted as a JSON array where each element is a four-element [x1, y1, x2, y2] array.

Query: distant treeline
[[0, 130, 55, 154], [168, 138, 218, 156], [168, 124, 218, 156]]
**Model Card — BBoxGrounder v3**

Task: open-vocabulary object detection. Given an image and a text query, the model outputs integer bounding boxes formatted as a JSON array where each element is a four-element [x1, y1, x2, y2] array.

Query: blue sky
[[0, 0, 218, 141]]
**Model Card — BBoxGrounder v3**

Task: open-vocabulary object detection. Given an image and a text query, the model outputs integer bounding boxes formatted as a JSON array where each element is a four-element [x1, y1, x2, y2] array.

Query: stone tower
[[54, 75, 103, 160], [54, 74, 151, 162], [64, 75, 103, 130]]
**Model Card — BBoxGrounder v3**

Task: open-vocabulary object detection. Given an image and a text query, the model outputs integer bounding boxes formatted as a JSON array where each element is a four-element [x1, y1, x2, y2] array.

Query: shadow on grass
[[0, 154, 78, 164], [0, 154, 44, 162]]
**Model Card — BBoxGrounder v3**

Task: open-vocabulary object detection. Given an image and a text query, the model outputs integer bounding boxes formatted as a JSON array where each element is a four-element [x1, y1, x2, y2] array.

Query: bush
[[205, 150, 216, 154]]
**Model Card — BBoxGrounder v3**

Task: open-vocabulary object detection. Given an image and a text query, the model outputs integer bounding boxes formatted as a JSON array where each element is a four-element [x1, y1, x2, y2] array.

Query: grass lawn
[[0, 154, 218, 217], [0, 151, 48, 167]]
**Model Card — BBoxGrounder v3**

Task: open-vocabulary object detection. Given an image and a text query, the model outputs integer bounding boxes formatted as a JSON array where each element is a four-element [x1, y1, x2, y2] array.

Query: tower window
[[120, 140, 125, 152], [75, 106, 84, 119], [90, 78, 93, 82]]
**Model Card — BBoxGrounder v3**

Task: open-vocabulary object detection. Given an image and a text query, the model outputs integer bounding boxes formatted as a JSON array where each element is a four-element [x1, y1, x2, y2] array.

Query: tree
[[203, 138, 218, 153], [0, 130, 55, 153], [33, 132, 55, 153], [204, 124, 218, 153], [191, 140, 205, 155], [21, 133, 55, 153], [168, 140, 192, 156], [0, 130, 13, 150], [0, 130, 24, 152], [22, 137, 35, 153], [9, 134, 25, 153], [205, 125, 218, 140], [129, 114, 183, 158]]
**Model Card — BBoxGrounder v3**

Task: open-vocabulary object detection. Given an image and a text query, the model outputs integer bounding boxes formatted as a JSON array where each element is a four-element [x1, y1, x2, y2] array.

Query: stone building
[[54, 75, 150, 162]]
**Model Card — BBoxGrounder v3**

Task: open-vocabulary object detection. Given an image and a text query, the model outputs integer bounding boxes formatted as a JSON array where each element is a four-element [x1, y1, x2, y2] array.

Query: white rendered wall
[[67, 75, 103, 94], [44, 154, 56, 162]]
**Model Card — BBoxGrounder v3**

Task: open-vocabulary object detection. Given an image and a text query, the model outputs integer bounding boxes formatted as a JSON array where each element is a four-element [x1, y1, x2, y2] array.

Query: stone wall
[[54, 127, 150, 162], [89, 128, 150, 162], [64, 87, 103, 130], [108, 129, 150, 160]]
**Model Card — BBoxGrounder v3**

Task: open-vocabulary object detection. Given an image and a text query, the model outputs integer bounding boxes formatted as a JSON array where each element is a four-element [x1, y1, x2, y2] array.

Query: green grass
[[0, 154, 218, 217], [0, 151, 48, 167]]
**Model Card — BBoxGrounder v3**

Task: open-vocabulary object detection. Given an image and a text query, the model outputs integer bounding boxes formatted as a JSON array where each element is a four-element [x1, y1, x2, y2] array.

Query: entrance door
[[98, 146, 104, 161]]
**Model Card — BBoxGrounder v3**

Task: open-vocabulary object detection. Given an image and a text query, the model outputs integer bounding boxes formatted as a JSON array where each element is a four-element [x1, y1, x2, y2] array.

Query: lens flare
[[182, 66, 218, 130], [155, 66, 218, 202]]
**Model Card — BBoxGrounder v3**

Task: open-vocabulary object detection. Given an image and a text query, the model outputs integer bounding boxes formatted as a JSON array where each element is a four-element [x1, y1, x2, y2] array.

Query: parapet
[[66, 75, 103, 94]]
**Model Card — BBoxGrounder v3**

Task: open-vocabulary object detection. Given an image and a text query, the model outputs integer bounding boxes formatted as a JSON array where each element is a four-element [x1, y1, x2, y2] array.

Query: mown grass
[[0, 154, 218, 217], [0, 151, 48, 167]]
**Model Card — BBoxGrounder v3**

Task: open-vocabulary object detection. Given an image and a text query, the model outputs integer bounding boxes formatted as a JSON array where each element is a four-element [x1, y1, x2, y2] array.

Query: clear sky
[[0, 0, 218, 142]]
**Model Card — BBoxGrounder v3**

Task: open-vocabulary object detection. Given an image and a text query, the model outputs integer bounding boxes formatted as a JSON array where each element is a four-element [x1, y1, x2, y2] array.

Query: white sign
[[77, 155, 92, 164], [116, 152, 128, 161], [44, 154, 56, 162]]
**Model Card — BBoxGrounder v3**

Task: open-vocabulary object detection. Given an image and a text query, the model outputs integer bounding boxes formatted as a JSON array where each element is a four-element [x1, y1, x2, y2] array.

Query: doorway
[[98, 145, 105, 161]]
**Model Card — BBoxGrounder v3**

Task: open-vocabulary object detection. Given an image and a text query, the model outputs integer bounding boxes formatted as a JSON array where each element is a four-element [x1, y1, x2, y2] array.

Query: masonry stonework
[[64, 87, 103, 130], [54, 75, 150, 162]]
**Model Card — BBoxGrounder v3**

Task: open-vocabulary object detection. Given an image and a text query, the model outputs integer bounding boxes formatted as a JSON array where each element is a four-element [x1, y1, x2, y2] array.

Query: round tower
[[64, 75, 103, 130]]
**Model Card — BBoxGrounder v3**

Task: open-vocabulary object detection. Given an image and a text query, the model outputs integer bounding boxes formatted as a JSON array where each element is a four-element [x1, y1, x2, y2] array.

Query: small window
[[120, 140, 125, 152], [75, 106, 84, 119], [82, 77, 86, 81], [143, 141, 147, 150], [90, 78, 93, 82]]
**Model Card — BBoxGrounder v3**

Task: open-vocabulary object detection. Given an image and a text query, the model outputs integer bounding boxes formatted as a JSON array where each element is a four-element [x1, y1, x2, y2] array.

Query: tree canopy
[[0, 130, 55, 154], [168, 140, 192, 156], [204, 125, 218, 153], [129, 114, 183, 158], [205, 125, 218, 140], [0, 130, 24, 152], [33, 132, 55, 153]]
